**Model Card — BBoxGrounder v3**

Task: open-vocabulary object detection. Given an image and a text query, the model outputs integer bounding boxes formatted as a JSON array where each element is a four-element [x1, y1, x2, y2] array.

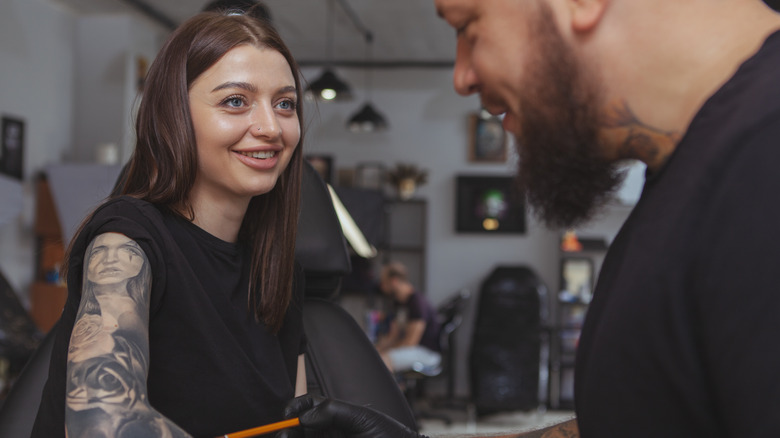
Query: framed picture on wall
[[355, 162, 386, 190], [455, 175, 526, 234], [468, 112, 508, 163], [1, 116, 25, 181]]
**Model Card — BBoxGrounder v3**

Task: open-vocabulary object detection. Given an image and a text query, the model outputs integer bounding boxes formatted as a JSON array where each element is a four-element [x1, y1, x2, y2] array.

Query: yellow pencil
[[220, 417, 301, 438]]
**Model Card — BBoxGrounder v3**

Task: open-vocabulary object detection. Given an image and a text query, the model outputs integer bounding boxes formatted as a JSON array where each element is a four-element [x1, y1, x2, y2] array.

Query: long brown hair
[[67, 11, 304, 332]]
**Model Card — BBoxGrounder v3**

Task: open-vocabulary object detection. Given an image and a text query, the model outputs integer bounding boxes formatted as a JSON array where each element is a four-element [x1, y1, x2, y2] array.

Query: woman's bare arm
[[65, 232, 191, 437]]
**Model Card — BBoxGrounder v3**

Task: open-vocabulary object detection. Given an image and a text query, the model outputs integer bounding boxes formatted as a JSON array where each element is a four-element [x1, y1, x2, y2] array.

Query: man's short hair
[[384, 261, 408, 281]]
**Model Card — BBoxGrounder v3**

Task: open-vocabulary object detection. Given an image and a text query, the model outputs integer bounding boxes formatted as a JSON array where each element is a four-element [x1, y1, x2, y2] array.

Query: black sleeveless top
[[32, 196, 305, 438]]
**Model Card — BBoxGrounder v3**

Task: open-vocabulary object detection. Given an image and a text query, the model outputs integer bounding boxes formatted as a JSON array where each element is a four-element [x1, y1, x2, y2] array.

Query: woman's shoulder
[[87, 196, 166, 229], [93, 195, 154, 216], [75, 196, 169, 250]]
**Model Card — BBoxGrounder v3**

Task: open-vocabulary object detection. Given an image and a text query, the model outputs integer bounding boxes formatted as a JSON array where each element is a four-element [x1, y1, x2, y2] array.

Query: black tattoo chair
[[0, 270, 49, 437], [0, 321, 57, 436], [0, 160, 417, 435], [295, 160, 418, 431]]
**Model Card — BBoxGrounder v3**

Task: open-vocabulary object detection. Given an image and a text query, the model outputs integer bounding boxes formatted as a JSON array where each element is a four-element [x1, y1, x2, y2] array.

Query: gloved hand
[[276, 394, 428, 438]]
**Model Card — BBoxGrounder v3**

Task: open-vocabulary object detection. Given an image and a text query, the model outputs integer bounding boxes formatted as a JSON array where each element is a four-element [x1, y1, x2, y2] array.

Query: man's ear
[[568, 0, 609, 32]]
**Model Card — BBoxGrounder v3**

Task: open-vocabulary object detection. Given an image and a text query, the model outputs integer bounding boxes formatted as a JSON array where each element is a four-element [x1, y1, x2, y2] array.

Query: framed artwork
[[468, 113, 508, 163], [355, 162, 386, 190], [455, 175, 525, 234], [305, 154, 334, 184], [1, 116, 25, 181]]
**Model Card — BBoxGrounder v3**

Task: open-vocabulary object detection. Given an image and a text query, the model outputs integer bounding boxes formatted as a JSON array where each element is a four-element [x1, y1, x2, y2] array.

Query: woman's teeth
[[238, 151, 276, 159]]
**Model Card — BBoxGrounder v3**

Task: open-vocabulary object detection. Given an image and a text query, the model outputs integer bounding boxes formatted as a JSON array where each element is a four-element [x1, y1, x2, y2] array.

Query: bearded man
[[281, 1, 780, 437]]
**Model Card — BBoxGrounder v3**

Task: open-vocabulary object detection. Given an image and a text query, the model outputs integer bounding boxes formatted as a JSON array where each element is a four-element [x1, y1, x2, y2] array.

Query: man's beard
[[514, 4, 624, 230]]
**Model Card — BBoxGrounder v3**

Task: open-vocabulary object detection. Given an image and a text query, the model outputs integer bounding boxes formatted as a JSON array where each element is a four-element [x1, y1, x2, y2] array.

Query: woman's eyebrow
[[278, 85, 297, 95], [212, 81, 258, 93]]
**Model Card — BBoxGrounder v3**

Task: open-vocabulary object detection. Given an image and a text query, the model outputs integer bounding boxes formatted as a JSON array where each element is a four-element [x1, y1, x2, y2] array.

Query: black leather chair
[[295, 160, 417, 430], [0, 160, 417, 434], [0, 321, 56, 437], [0, 268, 43, 385], [0, 266, 46, 436]]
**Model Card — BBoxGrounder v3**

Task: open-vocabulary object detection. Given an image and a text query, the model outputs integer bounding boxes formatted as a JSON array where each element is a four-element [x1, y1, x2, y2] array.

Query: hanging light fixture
[[347, 103, 388, 132], [347, 32, 388, 132], [305, 0, 352, 102], [307, 69, 352, 101]]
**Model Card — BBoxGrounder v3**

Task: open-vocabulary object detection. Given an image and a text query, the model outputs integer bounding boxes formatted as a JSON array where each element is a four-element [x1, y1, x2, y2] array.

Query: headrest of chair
[[295, 160, 352, 277]]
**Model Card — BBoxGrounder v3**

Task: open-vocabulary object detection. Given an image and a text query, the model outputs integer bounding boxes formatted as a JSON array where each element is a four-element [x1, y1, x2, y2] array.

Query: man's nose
[[453, 40, 479, 96]]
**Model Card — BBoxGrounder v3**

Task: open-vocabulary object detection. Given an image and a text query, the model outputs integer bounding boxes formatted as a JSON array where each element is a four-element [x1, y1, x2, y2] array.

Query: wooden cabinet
[[31, 177, 67, 332]]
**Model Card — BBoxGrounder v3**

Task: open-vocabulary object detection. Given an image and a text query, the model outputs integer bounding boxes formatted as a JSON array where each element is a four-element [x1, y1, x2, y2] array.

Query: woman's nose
[[251, 105, 282, 139]]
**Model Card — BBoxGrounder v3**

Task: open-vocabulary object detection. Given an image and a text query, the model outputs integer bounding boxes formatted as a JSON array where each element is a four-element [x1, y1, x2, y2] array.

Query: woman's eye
[[276, 99, 297, 111], [223, 96, 245, 108]]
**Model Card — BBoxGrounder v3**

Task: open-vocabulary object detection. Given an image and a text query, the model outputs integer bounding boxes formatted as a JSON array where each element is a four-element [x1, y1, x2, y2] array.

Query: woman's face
[[188, 44, 300, 206]]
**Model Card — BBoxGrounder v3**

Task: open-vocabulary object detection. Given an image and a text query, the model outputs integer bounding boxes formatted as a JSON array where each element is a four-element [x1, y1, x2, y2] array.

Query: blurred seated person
[[375, 262, 441, 373]]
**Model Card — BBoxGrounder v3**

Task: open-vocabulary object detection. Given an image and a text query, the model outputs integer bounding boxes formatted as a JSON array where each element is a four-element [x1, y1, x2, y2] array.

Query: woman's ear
[[568, 0, 609, 33]]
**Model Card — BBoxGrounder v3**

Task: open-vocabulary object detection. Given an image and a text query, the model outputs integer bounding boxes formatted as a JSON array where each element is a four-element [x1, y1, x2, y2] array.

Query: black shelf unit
[[549, 237, 607, 410], [379, 199, 427, 293]]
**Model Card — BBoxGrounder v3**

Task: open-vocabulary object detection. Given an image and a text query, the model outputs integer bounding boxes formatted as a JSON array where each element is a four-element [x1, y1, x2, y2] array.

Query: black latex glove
[[276, 394, 428, 438]]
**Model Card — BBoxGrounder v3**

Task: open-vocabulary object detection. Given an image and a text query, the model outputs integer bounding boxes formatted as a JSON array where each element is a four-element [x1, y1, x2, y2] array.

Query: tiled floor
[[417, 403, 575, 437]]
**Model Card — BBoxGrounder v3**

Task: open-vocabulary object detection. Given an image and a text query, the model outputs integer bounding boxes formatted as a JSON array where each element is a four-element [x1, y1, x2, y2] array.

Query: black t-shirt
[[575, 31, 780, 437], [32, 196, 305, 438], [402, 291, 441, 352]]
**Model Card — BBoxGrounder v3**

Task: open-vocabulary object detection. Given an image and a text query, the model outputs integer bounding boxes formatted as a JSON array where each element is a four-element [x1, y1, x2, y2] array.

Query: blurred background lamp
[[347, 102, 388, 132], [306, 69, 352, 101], [304, 0, 353, 102]]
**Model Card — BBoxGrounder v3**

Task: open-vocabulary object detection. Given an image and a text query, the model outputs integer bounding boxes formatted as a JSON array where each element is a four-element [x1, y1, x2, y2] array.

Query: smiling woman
[[187, 44, 301, 240], [32, 9, 308, 438]]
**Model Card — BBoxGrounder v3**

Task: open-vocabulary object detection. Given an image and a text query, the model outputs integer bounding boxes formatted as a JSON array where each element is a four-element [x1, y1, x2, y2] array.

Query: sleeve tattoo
[[65, 232, 191, 438]]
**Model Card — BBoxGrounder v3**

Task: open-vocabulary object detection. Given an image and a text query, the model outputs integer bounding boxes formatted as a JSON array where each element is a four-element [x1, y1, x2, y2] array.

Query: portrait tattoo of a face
[[65, 234, 187, 437]]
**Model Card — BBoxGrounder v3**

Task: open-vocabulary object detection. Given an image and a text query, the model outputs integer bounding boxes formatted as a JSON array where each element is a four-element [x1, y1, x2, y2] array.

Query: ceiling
[[49, 0, 458, 67]]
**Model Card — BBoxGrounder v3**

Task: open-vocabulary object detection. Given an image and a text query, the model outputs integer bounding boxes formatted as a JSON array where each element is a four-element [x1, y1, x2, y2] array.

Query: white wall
[[73, 14, 165, 163], [0, 0, 77, 303], [0, 0, 167, 305]]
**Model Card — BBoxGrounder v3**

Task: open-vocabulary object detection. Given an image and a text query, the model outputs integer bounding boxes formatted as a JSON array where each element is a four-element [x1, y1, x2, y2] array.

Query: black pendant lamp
[[347, 103, 388, 133], [346, 32, 388, 132], [307, 69, 353, 101], [305, 0, 352, 102]]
